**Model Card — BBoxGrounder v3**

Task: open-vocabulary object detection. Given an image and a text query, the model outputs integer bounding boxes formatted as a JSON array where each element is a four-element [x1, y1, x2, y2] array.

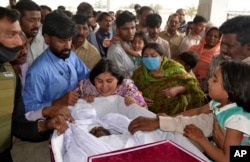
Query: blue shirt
[[24, 48, 90, 112], [96, 28, 114, 58], [87, 31, 100, 52]]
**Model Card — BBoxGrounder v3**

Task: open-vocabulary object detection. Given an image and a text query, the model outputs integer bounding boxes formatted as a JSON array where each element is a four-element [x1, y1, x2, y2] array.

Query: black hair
[[93, 10, 98, 17], [14, 0, 41, 17], [134, 4, 141, 10], [97, 12, 111, 22], [72, 14, 88, 25], [179, 51, 199, 68], [133, 31, 148, 44], [42, 11, 77, 39], [167, 13, 179, 23], [142, 42, 164, 56], [9, 0, 16, 8], [63, 10, 73, 18], [57, 5, 65, 10], [89, 59, 124, 86], [219, 16, 250, 45], [193, 15, 207, 24], [76, 2, 93, 17], [176, 8, 185, 13], [109, 11, 114, 15], [40, 5, 52, 12], [0, 7, 20, 22], [146, 13, 162, 28], [116, 10, 136, 28], [220, 61, 250, 112], [138, 6, 154, 15]]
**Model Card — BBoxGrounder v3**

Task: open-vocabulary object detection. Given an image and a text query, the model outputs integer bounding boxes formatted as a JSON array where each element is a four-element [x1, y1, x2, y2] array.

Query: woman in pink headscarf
[[188, 26, 221, 92]]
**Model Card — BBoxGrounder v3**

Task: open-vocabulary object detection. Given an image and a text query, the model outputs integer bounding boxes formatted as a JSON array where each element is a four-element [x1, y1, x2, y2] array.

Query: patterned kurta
[[132, 57, 205, 115], [79, 79, 146, 107]]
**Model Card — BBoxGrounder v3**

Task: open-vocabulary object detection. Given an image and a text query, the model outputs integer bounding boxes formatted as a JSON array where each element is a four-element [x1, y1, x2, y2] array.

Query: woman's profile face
[[94, 72, 119, 96]]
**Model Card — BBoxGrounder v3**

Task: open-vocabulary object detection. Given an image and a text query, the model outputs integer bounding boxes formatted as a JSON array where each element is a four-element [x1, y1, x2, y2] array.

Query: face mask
[[142, 57, 160, 71], [0, 43, 20, 63]]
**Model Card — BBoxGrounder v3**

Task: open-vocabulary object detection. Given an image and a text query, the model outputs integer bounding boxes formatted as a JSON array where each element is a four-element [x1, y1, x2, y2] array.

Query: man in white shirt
[[179, 15, 207, 53]]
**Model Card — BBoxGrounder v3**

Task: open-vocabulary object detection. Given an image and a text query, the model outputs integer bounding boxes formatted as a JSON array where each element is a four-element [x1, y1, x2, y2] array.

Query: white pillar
[[106, 0, 110, 12], [197, 0, 228, 26]]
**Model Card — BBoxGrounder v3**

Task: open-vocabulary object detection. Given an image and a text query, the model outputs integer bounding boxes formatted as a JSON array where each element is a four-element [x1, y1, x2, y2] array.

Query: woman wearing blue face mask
[[132, 42, 205, 115]]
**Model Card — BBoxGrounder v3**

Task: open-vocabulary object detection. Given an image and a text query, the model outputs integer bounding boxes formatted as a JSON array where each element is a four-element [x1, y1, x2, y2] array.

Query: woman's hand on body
[[83, 95, 95, 103], [124, 95, 137, 106]]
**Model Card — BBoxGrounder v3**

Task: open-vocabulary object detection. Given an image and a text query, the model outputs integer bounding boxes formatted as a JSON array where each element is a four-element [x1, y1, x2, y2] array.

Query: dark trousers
[[0, 148, 13, 162]]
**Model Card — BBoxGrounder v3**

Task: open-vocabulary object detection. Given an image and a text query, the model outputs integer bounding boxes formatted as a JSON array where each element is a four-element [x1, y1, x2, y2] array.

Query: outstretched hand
[[128, 116, 159, 135]]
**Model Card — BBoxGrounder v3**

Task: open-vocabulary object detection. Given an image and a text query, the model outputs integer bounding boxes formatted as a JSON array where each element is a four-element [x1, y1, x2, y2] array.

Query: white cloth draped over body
[[51, 95, 209, 162]]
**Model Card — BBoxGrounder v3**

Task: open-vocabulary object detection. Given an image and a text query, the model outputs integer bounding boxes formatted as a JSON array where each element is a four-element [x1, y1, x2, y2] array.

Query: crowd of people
[[1, 0, 250, 162]]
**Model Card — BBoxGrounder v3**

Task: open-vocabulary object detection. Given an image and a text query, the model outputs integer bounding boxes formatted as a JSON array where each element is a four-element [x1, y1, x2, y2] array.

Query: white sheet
[[51, 95, 209, 162]]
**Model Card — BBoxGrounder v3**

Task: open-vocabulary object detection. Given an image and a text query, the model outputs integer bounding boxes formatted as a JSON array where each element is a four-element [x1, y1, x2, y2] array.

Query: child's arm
[[159, 113, 213, 137], [184, 125, 243, 162], [128, 112, 213, 137], [213, 118, 226, 149], [120, 42, 141, 57], [174, 103, 210, 117], [111, 35, 141, 57]]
